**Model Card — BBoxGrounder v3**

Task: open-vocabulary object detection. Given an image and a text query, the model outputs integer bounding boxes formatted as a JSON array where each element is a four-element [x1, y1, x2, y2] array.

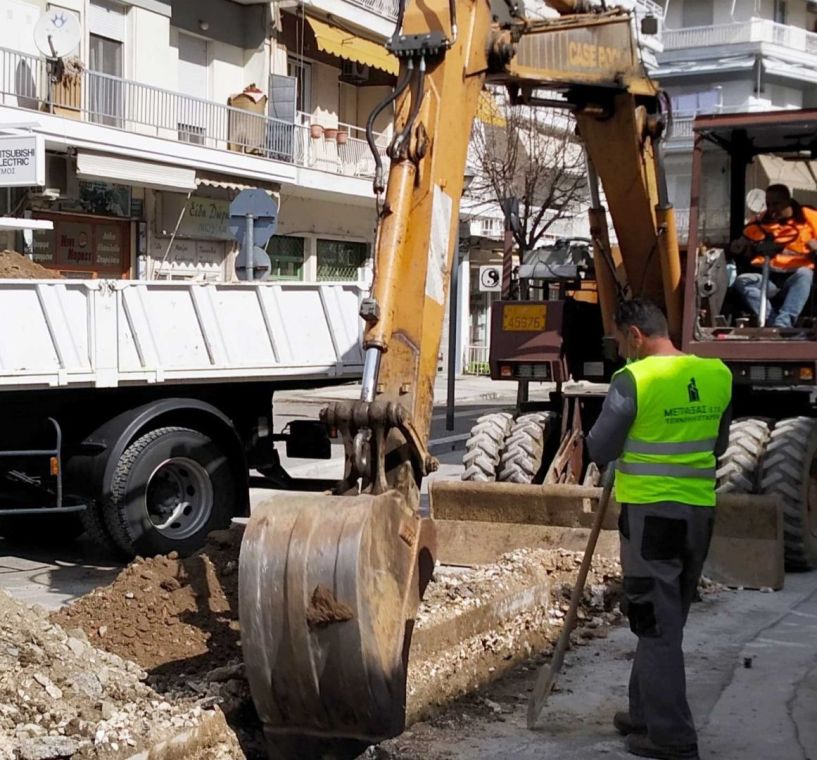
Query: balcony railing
[[463, 344, 490, 376], [663, 18, 817, 56], [346, 0, 399, 20], [674, 208, 731, 243], [0, 46, 387, 181]]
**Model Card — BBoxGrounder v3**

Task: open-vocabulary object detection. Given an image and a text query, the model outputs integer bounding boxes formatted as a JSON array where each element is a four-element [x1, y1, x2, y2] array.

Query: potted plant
[[336, 129, 348, 145], [310, 124, 324, 139], [324, 127, 338, 141]]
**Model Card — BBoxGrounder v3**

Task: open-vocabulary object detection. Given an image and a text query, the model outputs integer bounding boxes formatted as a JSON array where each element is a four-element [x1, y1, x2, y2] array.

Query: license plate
[[502, 304, 547, 332]]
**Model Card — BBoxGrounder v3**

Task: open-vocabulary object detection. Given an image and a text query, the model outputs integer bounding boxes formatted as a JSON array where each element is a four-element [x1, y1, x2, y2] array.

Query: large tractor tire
[[716, 417, 771, 493], [497, 413, 552, 484], [461, 412, 513, 482], [103, 427, 238, 558], [760, 416, 817, 570]]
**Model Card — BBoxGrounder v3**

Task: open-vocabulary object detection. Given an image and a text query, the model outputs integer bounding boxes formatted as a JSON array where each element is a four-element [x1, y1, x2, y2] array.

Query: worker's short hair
[[766, 183, 792, 200], [614, 298, 669, 337]]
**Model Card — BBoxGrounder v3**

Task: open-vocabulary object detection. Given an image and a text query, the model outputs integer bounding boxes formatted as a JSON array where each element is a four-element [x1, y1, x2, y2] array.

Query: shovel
[[527, 465, 616, 729]]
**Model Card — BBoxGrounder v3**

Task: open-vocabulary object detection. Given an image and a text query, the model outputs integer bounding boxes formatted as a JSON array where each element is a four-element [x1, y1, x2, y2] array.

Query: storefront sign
[[95, 225, 124, 267], [32, 215, 130, 275], [0, 134, 45, 187], [162, 194, 233, 241]]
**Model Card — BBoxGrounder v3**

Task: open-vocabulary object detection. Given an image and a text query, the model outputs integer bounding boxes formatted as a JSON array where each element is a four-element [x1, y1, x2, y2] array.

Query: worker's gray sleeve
[[714, 402, 732, 458], [586, 371, 637, 466]]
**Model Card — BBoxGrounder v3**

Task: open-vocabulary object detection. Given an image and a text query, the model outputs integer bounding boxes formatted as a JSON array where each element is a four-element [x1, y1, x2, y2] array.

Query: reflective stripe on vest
[[614, 354, 732, 507]]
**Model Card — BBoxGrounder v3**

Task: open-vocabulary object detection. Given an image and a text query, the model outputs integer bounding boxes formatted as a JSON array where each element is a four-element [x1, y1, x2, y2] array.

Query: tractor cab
[[685, 109, 817, 389]]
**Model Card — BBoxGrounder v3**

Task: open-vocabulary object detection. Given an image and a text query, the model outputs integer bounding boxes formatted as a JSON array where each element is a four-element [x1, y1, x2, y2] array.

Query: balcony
[[663, 18, 817, 55], [0, 46, 387, 182], [347, 0, 399, 21]]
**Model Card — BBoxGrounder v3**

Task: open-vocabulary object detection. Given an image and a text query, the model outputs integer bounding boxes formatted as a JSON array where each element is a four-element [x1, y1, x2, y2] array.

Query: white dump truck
[[0, 278, 364, 556]]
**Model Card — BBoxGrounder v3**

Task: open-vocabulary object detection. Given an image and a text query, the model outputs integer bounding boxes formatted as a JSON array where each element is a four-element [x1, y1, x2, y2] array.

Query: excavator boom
[[239, 1, 685, 754]]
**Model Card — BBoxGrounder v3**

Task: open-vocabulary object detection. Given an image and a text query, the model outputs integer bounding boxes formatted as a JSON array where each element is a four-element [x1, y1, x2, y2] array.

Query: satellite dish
[[34, 9, 81, 59]]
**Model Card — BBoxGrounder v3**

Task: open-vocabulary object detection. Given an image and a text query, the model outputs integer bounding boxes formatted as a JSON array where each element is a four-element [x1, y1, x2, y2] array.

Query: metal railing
[[463, 344, 490, 376], [663, 18, 817, 55], [674, 208, 731, 243], [0, 46, 387, 180], [346, 0, 399, 20], [316, 264, 365, 281]]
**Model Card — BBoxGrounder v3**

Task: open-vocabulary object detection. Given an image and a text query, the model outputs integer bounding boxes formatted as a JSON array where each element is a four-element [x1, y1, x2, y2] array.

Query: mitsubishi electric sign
[[0, 134, 45, 187]]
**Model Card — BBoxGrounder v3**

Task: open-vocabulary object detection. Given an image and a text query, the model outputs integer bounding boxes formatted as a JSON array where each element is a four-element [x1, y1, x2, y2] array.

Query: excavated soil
[[53, 530, 241, 677], [0, 589, 241, 760], [0, 250, 62, 279]]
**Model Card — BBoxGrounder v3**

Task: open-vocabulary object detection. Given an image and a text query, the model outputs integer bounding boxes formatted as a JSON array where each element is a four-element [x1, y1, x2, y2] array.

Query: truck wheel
[[497, 413, 552, 484], [80, 501, 127, 558], [103, 427, 237, 558], [716, 417, 771, 493], [461, 412, 513, 482], [760, 416, 817, 570]]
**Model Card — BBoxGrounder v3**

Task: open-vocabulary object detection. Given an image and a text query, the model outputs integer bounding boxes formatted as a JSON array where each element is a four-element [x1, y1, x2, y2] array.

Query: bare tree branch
[[469, 94, 587, 254]]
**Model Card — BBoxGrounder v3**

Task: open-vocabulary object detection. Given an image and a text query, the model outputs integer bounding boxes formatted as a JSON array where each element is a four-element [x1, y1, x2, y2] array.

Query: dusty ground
[[0, 588, 242, 760], [0, 251, 61, 279]]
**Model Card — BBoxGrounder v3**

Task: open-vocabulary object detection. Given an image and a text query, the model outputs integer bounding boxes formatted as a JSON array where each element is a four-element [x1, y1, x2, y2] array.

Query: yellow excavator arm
[[239, 1, 681, 754]]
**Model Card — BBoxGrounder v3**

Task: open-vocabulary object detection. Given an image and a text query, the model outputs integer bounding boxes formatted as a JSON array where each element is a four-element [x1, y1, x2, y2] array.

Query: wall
[[357, 85, 393, 135], [311, 61, 340, 127], [129, 7, 173, 89], [170, 0, 265, 51]]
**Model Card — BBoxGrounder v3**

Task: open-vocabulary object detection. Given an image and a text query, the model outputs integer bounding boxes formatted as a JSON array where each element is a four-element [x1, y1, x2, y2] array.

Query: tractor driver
[[730, 184, 817, 328]]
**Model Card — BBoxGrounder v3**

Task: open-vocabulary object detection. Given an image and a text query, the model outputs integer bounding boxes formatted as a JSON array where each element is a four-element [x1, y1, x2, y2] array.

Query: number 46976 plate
[[502, 304, 547, 332]]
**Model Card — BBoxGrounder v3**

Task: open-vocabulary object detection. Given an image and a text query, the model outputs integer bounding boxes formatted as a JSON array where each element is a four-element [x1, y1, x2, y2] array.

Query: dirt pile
[[0, 589, 241, 760], [0, 251, 62, 279], [53, 530, 241, 676]]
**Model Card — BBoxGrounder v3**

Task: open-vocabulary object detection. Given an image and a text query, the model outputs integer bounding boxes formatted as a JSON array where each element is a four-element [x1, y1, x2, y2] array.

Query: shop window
[[316, 239, 367, 281], [266, 235, 304, 280]]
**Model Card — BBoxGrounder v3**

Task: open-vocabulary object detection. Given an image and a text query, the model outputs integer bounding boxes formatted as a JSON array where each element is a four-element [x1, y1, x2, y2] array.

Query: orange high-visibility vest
[[744, 206, 817, 270]]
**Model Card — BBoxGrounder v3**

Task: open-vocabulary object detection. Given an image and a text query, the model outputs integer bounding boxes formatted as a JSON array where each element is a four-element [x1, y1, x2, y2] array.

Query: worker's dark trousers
[[619, 502, 715, 747]]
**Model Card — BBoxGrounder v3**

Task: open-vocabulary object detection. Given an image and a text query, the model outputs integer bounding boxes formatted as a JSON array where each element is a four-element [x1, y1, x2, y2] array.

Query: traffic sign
[[479, 265, 501, 292], [228, 189, 279, 248], [235, 245, 271, 281]]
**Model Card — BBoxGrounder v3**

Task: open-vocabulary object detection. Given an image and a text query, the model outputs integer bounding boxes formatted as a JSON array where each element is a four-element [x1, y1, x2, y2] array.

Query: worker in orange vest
[[730, 184, 817, 327]]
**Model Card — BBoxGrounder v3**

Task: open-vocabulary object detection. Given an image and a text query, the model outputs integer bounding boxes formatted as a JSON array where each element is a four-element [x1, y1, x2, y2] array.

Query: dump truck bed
[[0, 279, 365, 390]]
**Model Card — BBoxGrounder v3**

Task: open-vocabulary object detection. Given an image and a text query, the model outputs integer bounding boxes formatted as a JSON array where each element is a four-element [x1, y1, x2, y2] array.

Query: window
[[89, 33, 123, 126], [774, 0, 787, 24], [266, 235, 304, 280], [316, 239, 367, 281], [287, 57, 312, 115], [681, 0, 713, 28]]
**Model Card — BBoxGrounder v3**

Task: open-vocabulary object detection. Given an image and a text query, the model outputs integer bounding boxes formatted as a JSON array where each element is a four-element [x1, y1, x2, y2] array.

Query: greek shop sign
[[0, 134, 45, 187]]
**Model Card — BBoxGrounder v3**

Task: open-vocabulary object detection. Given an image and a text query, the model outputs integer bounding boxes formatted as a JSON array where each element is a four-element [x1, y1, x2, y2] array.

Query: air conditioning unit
[[341, 60, 370, 84]]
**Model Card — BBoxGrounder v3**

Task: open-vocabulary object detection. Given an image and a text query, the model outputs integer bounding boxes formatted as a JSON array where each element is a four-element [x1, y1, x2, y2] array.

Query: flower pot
[[336, 130, 348, 145], [310, 124, 324, 139], [324, 128, 339, 141]]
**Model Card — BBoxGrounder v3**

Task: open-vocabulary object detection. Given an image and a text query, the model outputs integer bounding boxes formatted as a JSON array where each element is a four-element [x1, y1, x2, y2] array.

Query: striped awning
[[306, 16, 398, 76]]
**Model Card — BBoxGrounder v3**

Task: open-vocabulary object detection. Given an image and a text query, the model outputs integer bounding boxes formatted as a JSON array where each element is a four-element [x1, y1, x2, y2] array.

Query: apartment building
[[657, 0, 817, 242], [0, 0, 396, 281]]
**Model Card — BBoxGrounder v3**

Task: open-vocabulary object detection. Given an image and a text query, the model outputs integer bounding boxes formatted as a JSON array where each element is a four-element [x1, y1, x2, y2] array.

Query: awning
[[306, 16, 398, 76], [76, 152, 197, 193], [477, 91, 507, 127], [196, 173, 280, 194]]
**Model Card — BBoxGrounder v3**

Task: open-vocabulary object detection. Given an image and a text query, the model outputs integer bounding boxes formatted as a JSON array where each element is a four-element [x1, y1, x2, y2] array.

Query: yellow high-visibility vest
[[615, 354, 732, 507]]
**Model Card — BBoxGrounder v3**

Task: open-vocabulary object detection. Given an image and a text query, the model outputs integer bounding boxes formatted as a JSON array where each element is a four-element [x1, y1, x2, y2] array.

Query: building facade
[[657, 0, 817, 243]]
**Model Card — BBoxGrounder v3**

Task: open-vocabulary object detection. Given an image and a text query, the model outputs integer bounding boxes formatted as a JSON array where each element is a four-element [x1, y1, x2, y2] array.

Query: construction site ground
[[1, 378, 816, 759]]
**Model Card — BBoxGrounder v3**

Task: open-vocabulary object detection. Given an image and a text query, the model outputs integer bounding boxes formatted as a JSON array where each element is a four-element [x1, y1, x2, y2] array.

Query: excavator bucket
[[238, 490, 435, 750], [429, 481, 783, 590]]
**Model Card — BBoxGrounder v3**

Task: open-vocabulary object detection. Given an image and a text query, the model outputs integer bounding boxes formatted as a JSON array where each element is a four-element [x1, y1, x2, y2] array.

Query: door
[[177, 33, 208, 143], [268, 74, 297, 160], [88, 33, 123, 126]]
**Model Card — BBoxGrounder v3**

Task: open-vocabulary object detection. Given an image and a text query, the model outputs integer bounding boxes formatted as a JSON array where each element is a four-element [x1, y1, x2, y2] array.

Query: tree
[[468, 92, 588, 254]]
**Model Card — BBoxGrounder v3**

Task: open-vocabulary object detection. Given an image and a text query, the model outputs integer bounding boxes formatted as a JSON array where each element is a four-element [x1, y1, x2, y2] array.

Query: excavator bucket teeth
[[238, 490, 435, 746]]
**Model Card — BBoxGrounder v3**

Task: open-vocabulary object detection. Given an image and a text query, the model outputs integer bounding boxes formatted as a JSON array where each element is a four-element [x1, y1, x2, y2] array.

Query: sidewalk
[[276, 375, 526, 405]]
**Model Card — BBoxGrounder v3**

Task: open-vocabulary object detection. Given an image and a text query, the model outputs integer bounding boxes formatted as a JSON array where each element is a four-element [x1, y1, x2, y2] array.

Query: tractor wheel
[[461, 412, 513, 482], [716, 417, 771, 493], [760, 416, 817, 570], [497, 413, 553, 484]]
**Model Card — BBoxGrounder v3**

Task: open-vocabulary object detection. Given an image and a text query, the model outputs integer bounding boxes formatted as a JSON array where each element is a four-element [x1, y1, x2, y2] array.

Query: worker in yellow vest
[[587, 299, 732, 760]]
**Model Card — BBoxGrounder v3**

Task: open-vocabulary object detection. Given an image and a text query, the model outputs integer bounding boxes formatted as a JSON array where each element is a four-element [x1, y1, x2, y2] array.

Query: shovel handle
[[526, 469, 615, 729]]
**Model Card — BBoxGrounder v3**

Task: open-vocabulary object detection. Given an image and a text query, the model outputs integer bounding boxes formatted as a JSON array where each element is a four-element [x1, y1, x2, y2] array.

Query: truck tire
[[80, 501, 126, 557], [497, 413, 552, 484], [103, 427, 237, 558], [716, 417, 771, 493], [461, 412, 513, 482], [760, 416, 817, 570]]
